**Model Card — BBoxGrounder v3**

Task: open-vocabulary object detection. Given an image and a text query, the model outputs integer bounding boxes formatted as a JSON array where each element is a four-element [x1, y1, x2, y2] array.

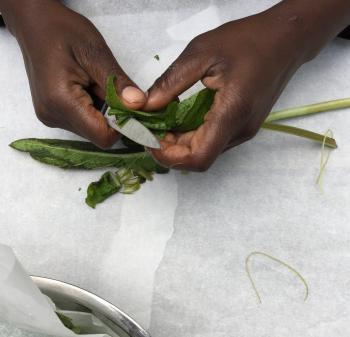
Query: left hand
[[143, 1, 349, 171]]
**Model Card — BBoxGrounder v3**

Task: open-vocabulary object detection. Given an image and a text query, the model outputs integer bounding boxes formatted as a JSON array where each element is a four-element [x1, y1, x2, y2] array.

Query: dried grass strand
[[245, 251, 309, 304]]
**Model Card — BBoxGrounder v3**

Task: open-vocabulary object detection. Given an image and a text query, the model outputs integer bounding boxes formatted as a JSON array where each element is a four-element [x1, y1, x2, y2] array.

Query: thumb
[[74, 39, 146, 110], [144, 42, 208, 111]]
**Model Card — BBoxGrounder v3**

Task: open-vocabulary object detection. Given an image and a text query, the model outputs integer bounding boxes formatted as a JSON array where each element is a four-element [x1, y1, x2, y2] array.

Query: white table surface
[[1, 1, 350, 336]]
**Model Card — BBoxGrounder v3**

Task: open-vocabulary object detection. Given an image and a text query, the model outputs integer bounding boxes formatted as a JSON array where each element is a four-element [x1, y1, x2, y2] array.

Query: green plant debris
[[316, 129, 334, 190], [56, 312, 81, 334], [262, 123, 337, 148], [245, 251, 309, 304], [154, 54, 160, 61], [86, 168, 150, 208]]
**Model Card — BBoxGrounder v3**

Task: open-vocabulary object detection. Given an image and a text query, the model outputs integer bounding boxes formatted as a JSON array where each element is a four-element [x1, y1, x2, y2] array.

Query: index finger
[[62, 85, 119, 149], [144, 40, 209, 111]]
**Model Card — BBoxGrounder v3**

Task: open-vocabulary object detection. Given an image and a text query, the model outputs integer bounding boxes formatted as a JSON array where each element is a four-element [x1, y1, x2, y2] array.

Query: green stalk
[[266, 98, 350, 123], [262, 122, 337, 149]]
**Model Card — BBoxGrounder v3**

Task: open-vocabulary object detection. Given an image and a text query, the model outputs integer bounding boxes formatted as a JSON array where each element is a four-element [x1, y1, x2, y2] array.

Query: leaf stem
[[245, 251, 309, 304], [266, 98, 350, 123], [262, 122, 337, 148], [316, 129, 334, 189]]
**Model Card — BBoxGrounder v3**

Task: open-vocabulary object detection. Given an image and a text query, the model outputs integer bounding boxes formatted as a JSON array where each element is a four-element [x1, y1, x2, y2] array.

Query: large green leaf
[[10, 138, 167, 172]]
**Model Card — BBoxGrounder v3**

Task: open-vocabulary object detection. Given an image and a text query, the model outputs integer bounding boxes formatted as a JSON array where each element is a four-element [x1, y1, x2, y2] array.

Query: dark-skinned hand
[[0, 0, 147, 148], [145, 0, 350, 171]]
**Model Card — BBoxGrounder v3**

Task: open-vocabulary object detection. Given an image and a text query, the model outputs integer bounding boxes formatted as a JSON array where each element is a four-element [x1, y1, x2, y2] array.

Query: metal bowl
[[31, 276, 151, 337]]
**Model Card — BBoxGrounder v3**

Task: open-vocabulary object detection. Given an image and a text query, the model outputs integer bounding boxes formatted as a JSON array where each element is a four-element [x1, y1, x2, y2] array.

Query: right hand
[[1, 0, 146, 148]]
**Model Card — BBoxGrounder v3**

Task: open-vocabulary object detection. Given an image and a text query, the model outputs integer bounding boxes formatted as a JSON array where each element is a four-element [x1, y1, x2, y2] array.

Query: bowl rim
[[31, 276, 151, 337]]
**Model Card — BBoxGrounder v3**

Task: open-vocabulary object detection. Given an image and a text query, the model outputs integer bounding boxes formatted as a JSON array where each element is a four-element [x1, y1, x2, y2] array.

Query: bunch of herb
[[106, 75, 339, 148], [10, 75, 350, 207]]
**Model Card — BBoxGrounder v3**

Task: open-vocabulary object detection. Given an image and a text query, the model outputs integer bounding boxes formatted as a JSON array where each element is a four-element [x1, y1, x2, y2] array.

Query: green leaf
[[86, 168, 150, 208], [174, 88, 215, 131], [10, 139, 165, 172], [56, 312, 81, 335], [121, 136, 145, 151], [86, 171, 122, 208], [106, 77, 215, 133], [105, 75, 129, 111]]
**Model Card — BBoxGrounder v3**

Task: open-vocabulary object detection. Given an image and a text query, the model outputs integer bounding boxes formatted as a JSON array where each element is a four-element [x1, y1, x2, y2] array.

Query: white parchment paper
[[0, 1, 350, 337]]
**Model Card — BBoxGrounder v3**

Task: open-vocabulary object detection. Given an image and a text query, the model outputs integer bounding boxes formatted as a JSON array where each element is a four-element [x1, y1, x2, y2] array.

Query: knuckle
[[188, 33, 207, 51], [242, 122, 260, 140], [42, 92, 59, 108], [79, 39, 105, 64], [35, 104, 56, 128], [34, 86, 66, 128], [190, 155, 212, 172], [75, 34, 117, 83], [153, 72, 173, 92]]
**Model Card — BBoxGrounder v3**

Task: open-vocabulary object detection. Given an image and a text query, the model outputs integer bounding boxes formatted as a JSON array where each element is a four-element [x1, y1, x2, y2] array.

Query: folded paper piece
[[0, 244, 112, 337]]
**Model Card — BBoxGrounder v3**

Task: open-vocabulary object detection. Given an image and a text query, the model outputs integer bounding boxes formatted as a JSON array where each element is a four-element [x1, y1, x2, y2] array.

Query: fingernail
[[121, 86, 146, 104]]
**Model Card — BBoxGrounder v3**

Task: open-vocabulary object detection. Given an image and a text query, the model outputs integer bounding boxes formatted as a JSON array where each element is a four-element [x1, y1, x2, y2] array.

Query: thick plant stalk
[[266, 98, 350, 123], [262, 122, 337, 148]]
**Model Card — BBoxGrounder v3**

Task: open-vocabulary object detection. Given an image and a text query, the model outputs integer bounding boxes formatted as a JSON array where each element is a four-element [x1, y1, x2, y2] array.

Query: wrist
[[0, 0, 29, 35], [0, 0, 62, 37], [269, 0, 350, 64]]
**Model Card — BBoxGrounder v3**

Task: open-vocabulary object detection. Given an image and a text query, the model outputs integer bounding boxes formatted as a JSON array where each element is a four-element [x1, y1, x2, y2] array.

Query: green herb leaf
[[106, 76, 215, 133], [121, 136, 145, 151], [174, 89, 215, 132], [57, 312, 81, 335], [154, 54, 160, 61], [86, 171, 121, 208], [10, 138, 166, 172], [86, 168, 151, 207], [105, 75, 129, 111]]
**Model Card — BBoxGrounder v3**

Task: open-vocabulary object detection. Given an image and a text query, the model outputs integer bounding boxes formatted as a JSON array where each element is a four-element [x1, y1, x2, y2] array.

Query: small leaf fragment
[[86, 171, 121, 208], [56, 312, 81, 335], [85, 168, 154, 208]]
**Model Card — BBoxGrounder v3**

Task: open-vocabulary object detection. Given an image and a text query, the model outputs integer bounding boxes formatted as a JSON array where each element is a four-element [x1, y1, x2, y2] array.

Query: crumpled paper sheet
[[0, 244, 111, 337]]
